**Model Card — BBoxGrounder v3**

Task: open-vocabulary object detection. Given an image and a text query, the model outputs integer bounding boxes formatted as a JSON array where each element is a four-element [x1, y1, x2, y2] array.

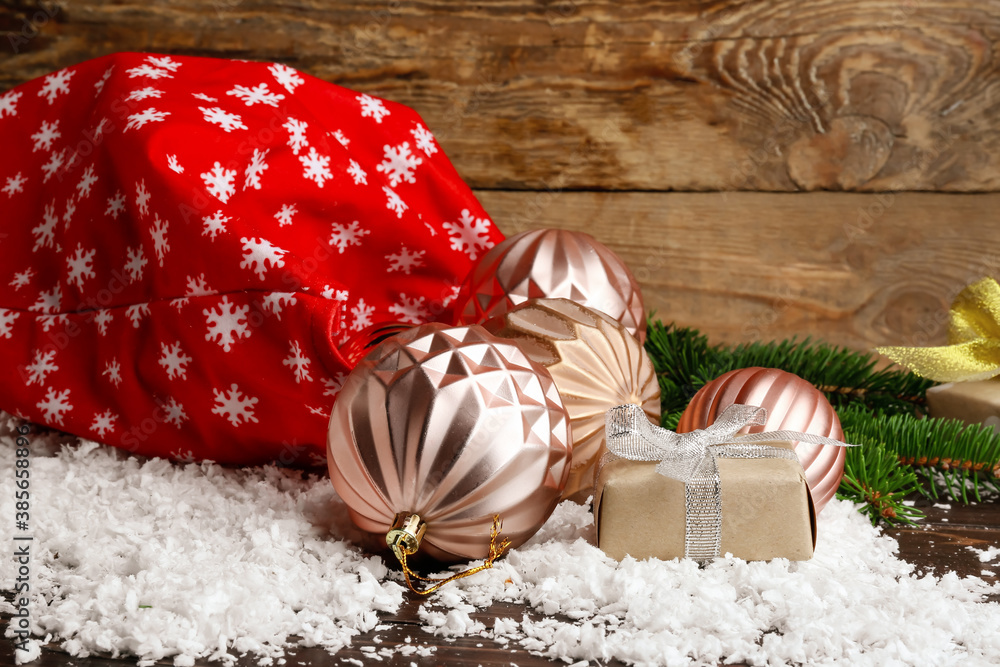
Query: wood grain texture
[[2, 0, 1000, 191], [477, 190, 1000, 351]]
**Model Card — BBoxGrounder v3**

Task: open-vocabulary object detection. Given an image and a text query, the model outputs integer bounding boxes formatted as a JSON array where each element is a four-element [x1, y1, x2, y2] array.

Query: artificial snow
[[2, 421, 1000, 666]]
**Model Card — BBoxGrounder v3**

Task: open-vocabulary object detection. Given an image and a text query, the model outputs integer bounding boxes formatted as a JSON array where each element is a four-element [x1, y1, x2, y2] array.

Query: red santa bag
[[0, 52, 503, 465]]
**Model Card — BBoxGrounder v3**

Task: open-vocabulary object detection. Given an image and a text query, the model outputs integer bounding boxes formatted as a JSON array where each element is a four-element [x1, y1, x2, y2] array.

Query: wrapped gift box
[[926, 380, 1000, 431], [594, 441, 816, 562]]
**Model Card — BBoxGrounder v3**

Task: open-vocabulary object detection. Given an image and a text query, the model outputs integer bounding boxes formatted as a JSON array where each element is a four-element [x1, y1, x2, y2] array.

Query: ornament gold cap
[[386, 512, 427, 561]]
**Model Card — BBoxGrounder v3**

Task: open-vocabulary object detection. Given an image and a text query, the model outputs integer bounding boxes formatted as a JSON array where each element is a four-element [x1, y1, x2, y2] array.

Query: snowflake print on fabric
[[9, 268, 33, 291], [442, 284, 461, 307], [212, 384, 259, 427], [126, 87, 163, 102], [25, 349, 58, 386], [227, 83, 285, 107], [388, 293, 429, 324], [31, 120, 60, 152], [135, 180, 151, 217], [192, 92, 217, 103], [125, 108, 170, 132], [240, 237, 287, 280], [350, 298, 374, 331], [282, 341, 312, 384], [261, 292, 297, 320], [2, 173, 26, 197], [329, 221, 370, 253], [93, 67, 113, 94], [147, 55, 182, 72], [124, 246, 147, 283], [31, 284, 62, 313], [204, 296, 251, 352], [167, 154, 184, 174], [103, 359, 123, 387], [386, 246, 425, 275], [199, 106, 247, 133], [41, 150, 66, 183], [357, 94, 389, 123], [383, 186, 407, 218], [38, 69, 74, 104], [126, 64, 173, 80], [0, 309, 19, 339], [202, 211, 229, 240], [274, 203, 296, 227], [244, 149, 268, 190], [126, 303, 150, 328], [269, 63, 304, 93], [323, 373, 348, 397], [306, 405, 328, 418], [90, 410, 117, 438], [31, 203, 58, 251], [36, 387, 72, 425], [0, 90, 22, 118], [76, 165, 98, 199], [201, 162, 237, 203], [94, 310, 112, 336], [299, 147, 332, 187], [66, 245, 96, 290], [150, 215, 169, 267], [185, 273, 214, 297], [443, 209, 495, 259], [105, 191, 126, 218], [161, 397, 188, 428], [411, 123, 439, 157], [346, 159, 367, 185], [377, 142, 422, 187], [331, 129, 349, 147], [38, 314, 68, 333], [63, 199, 76, 226], [283, 117, 308, 155], [159, 341, 192, 380]]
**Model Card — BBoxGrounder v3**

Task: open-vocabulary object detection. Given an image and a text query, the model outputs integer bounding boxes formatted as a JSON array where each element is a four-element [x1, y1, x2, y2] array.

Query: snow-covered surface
[[2, 421, 999, 667]]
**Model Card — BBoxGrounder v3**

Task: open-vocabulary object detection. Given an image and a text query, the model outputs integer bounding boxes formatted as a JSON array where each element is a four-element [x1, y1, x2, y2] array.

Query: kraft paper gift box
[[926, 380, 1000, 431], [594, 440, 817, 562]]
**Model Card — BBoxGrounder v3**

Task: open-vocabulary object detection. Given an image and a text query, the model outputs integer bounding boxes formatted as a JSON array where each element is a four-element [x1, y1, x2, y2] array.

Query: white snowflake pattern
[[171, 448, 196, 464], [41, 149, 66, 183], [90, 410, 118, 438], [126, 64, 173, 80], [350, 298, 374, 331], [388, 293, 429, 324], [240, 236, 287, 280], [357, 93, 389, 123], [202, 211, 229, 240], [282, 340, 313, 384], [244, 148, 269, 190], [75, 164, 98, 199], [192, 92, 217, 103], [146, 55, 182, 72], [9, 268, 33, 291], [38, 70, 75, 104], [269, 63, 304, 93], [386, 246, 425, 274], [126, 303, 150, 328], [377, 142, 422, 187], [38, 314, 68, 333], [307, 405, 328, 418], [0, 309, 19, 339], [94, 67, 114, 95], [126, 87, 163, 102], [0, 90, 22, 118], [201, 162, 237, 203], [411, 123, 439, 156], [125, 108, 170, 132], [31, 202, 58, 251], [199, 106, 247, 133], [227, 82, 285, 107], [262, 292, 297, 319], [159, 341, 192, 380], [211, 384, 259, 427], [31, 120, 60, 152], [161, 396, 188, 427], [103, 359, 123, 387], [135, 180, 151, 217], [31, 284, 62, 313], [274, 203, 296, 227], [150, 215, 169, 267], [167, 154, 184, 174], [185, 273, 214, 297], [283, 117, 309, 155], [321, 285, 349, 301], [443, 209, 495, 259], [92, 118, 111, 139], [299, 147, 332, 187], [25, 349, 58, 385], [105, 191, 126, 218], [66, 244, 96, 290], [329, 220, 370, 253], [331, 129, 349, 147], [2, 173, 26, 197], [322, 373, 348, 397], [347, 159, 367, 185], [124, 246, 147, 282], [382, 186, 407, 218], [63, 199, 76, 226], [204, 296, 251, 352], [443, 284, 461, 307], [94, 309, 113, 335], [36, 387, 72, 425]]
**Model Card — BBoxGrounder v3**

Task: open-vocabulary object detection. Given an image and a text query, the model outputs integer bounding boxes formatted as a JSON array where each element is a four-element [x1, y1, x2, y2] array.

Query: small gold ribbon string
[[386, 513, 511, 595], [877, 277, 1000, 382]]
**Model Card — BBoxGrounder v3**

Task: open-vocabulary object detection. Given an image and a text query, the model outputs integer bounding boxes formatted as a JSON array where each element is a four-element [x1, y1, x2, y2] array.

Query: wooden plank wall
[[2, 0, 999, 350]]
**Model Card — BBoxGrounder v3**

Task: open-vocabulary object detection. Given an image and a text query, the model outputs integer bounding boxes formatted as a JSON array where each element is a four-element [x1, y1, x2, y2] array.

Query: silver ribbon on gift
[[604, 404, 855, 562]]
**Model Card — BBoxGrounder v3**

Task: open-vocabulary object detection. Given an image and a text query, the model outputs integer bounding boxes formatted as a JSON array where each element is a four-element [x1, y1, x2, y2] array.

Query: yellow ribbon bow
[[876, 277, 1000, 382]]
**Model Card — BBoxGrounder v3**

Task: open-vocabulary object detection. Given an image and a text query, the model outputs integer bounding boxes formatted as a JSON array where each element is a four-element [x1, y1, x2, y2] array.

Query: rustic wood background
[[4, 0, 1000, 351]]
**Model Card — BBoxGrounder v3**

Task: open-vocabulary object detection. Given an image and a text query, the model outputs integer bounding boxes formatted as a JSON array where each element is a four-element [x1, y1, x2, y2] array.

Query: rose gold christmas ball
[[327, 323, 572, 562], [677, 367, 845, 514], [455, 228, 647, 344], [484, 298, 660, 501]]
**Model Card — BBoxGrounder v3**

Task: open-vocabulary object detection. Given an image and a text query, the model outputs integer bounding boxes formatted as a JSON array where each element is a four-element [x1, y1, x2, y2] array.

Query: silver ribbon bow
[[604, 404, 854, 561]]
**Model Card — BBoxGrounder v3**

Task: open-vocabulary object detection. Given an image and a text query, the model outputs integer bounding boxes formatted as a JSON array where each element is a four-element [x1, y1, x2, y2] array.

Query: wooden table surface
[[3, 494, 998, 667]]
